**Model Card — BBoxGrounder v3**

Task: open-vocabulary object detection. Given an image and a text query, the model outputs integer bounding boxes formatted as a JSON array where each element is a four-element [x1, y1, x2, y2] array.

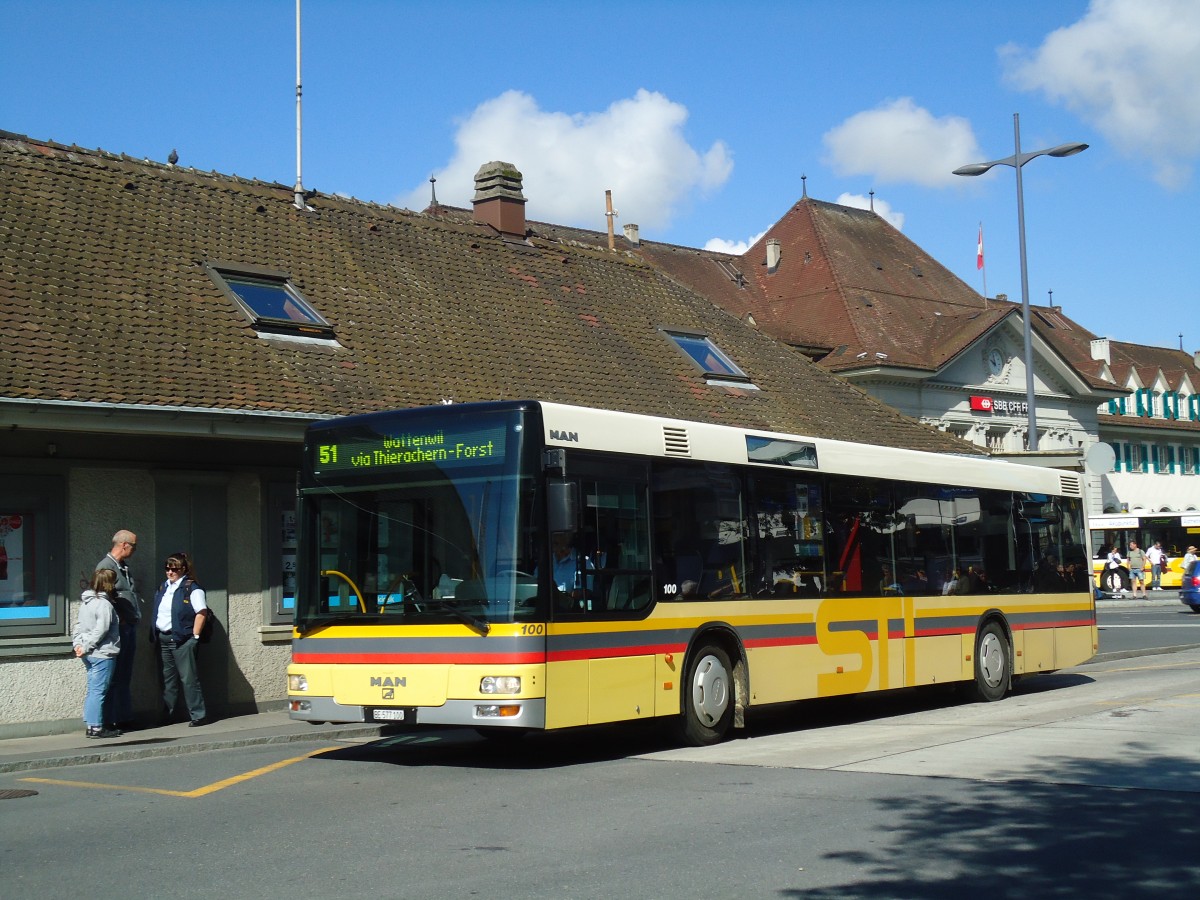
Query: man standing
[[1146, 541, 1167, 591], [1126, 540, 1148, 599], [97, 530, 141, 729]]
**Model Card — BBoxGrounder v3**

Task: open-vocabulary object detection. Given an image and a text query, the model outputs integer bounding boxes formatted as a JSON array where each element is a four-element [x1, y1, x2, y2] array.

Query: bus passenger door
[[544, 460, 655, 727]]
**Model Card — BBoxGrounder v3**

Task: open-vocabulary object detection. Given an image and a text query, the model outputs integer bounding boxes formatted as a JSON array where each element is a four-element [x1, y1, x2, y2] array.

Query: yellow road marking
[[20, 746, 334, 798]]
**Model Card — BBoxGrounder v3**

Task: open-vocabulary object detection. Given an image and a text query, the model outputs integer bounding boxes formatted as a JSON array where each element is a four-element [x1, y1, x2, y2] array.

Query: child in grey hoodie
[[73, 568, 121, 738]]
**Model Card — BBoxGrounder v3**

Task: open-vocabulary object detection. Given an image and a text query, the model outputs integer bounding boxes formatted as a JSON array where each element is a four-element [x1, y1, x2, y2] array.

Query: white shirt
[[156, 578, 207, 633], [1146, 546, 1166, 565]]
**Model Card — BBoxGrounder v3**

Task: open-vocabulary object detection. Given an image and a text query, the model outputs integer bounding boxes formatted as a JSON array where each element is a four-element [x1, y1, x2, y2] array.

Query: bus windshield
[[296, 407, 540, 632]]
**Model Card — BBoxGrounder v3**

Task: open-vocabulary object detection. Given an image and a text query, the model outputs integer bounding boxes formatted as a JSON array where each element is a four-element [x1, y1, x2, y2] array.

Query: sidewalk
[[1097, 589, 1184, 608], [0, 710, 386, 775]]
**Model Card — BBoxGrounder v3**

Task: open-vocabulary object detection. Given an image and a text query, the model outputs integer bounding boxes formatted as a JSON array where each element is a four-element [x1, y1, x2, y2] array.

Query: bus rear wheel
[[971, 621, 1010, 702], [678, 644, 734, 746]]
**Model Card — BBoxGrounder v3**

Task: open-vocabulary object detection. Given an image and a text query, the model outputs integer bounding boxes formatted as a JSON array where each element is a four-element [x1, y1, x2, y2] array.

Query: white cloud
[[835, 193, 905, 231], [822, 98, 983, 188], [704, 229, 767, 255], [1002, 0, 1200, 189], [397, 89, 733, 231]]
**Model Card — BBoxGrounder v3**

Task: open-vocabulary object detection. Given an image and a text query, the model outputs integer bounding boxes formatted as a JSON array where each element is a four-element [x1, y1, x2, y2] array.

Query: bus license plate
[[370, 708, 407, 722]]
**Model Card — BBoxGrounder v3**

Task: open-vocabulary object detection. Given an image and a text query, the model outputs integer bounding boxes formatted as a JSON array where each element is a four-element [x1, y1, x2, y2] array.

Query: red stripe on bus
[[292, 652, 546, 665], [743, 635, 819, 649]]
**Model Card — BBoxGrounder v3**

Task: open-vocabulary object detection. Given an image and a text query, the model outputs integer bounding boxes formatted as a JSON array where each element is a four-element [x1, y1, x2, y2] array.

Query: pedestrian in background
[[1146, 541, 1167, 591], [97, 529, 141, 730], [1127, 540, 1148, 598], [152, 551, 210, 726], [72, 568, 122, 739]]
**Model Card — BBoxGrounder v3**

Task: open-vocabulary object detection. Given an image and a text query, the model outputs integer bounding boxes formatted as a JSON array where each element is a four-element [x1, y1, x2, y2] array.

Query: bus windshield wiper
[[427, 600, 491, 636]]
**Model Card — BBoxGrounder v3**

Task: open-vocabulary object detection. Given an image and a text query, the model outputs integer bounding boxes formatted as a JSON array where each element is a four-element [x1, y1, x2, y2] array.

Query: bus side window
[[747, 473, 825, 597], [825, 476, 895, 597], [651, 462, 748, 601]]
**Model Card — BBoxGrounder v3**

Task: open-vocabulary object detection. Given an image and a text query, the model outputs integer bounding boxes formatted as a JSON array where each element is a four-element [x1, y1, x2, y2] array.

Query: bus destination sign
[[313, 423, 507, 475]]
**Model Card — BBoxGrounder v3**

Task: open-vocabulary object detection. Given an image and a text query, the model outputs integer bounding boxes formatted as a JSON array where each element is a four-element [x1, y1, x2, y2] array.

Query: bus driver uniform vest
[[154, 578, 204, 643]]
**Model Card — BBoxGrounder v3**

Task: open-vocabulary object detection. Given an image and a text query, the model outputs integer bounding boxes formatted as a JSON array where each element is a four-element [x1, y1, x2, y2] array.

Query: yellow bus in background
[[1089, 510, 1200, 594], [287, 401, 1097, 745]]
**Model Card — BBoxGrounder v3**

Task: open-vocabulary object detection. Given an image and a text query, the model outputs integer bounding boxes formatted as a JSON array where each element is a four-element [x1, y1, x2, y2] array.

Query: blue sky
[[4, 0, 1198, 352]]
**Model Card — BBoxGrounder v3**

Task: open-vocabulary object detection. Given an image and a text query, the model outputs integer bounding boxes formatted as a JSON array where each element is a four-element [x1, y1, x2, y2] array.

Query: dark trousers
[[109, 622, 138, 723], [159, 635, 206, 722]]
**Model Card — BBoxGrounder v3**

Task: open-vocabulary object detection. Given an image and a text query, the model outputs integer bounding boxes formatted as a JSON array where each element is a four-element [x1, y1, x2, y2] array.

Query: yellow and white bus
[[1089, 510, 1200, 592], [287, 401, 1097, 745]]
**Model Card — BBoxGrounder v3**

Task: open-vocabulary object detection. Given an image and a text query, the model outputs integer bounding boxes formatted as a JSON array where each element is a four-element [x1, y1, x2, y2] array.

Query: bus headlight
[[480, 676, 521, 695], [289, 674, 309, 692]]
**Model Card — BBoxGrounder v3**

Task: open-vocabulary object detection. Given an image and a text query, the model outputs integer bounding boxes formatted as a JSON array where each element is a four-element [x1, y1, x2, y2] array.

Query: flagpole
[[978, 221, 988, 308]]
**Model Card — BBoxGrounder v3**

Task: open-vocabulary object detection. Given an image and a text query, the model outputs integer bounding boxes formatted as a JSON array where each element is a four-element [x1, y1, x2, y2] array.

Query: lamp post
[[954, 113, 1087, 451]]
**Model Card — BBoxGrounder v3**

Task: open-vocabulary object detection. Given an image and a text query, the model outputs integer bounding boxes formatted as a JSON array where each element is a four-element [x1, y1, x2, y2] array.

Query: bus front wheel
[[971, 621, 1011, 702], [678, 644, 734, 745]]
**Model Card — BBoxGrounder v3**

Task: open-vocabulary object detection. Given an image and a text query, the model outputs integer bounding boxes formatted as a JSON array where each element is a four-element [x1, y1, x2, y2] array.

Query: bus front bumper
[[288, 696, 546, 729]]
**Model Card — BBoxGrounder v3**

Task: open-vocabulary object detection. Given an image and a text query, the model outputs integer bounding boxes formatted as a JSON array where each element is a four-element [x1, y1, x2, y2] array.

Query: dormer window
[[205, 262, 333, 338], [663, 329, 758, 389]]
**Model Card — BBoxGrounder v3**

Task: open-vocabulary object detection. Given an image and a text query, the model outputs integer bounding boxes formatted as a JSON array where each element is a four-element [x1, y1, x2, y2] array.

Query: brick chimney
[[472, 161, 526, 238]]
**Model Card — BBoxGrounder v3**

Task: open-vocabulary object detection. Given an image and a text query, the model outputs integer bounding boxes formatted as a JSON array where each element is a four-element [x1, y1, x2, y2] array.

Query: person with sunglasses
[[152, 551, 210, 726]]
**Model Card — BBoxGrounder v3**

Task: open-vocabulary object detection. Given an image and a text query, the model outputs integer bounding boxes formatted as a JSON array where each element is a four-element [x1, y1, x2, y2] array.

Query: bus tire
[[678, 644, 734, 745], [971, 621, 1010, 702]]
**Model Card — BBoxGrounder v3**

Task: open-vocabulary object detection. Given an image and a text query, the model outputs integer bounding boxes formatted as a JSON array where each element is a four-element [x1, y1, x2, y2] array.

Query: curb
[[0, 723, 386, 775]]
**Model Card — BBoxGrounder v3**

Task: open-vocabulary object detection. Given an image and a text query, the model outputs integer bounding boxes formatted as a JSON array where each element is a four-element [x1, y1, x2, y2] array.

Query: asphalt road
[[1097, 601, 1200, 657], [4, 644, 1199, 900]]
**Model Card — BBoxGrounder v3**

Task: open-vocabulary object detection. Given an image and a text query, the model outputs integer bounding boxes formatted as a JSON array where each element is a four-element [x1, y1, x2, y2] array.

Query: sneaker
[[85, 726, 121, 739]]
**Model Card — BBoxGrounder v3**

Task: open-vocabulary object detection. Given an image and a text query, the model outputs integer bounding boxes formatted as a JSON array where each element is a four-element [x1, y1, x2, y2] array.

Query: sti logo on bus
[[550, 430, 579, 443]]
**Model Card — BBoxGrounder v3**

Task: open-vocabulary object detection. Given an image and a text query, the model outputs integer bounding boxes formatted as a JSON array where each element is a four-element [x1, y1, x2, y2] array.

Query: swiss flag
[[976, 224, 984, 270]]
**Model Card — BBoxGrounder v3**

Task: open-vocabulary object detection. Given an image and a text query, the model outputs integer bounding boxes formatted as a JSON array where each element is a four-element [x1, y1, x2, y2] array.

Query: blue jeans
[[1151, 564, 1163, 589], [81, 655, 116, 728]]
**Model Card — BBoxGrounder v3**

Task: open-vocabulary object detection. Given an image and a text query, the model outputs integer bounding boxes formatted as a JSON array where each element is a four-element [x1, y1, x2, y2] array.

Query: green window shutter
[[1121, 443, 1131, 472], [1168, 446, 1177, 474], [1142, 443, 1151, 472], [1135, 391, 1145, 416]]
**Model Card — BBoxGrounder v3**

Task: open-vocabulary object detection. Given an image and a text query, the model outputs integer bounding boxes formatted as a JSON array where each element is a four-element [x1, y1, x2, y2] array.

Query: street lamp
[[954, 113, 1087, 451]]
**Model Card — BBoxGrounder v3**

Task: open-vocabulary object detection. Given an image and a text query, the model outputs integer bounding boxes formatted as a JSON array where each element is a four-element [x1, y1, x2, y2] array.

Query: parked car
[[1181, 561, 1200, 613]]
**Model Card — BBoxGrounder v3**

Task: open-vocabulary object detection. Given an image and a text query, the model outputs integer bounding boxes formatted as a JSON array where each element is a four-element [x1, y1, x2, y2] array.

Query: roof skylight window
[[663, 329, 758, 389], [205, 262, 333, 338]]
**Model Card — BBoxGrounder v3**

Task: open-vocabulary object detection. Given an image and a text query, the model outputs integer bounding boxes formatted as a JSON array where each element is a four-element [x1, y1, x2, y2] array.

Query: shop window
[[0, 475, 67, 639], [267, 482, 297, 624]]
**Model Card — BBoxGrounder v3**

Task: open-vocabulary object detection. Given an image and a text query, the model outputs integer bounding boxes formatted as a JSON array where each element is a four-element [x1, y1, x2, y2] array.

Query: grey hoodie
[[72, 590, 120, 658]]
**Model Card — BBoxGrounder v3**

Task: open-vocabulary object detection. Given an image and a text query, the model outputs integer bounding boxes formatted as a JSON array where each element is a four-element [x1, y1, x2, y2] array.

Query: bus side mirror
[[547, 480, 578, 534]]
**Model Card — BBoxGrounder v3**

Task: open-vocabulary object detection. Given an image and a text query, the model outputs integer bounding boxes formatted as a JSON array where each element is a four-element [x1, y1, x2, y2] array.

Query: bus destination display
[[313, 423, 507, 475]]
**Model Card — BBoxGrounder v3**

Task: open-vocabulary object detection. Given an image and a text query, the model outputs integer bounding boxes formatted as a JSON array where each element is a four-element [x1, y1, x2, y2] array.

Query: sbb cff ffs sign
[[970, 396, 993, 412]]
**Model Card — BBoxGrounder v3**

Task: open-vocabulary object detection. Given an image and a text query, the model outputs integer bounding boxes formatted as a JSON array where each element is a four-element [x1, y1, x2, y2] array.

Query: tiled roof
[[433, 193, 1200, 412], [0, 132, 979, 455]]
